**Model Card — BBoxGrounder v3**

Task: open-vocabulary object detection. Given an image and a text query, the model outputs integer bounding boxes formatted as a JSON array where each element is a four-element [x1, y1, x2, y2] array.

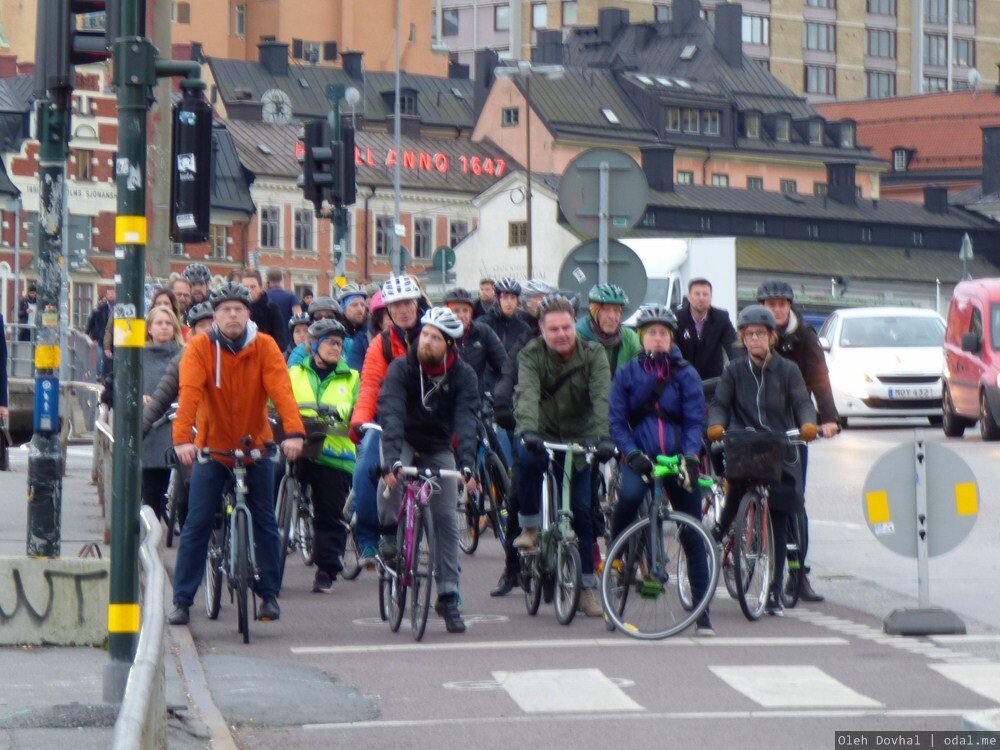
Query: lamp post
[[494, 61, 563, 279]]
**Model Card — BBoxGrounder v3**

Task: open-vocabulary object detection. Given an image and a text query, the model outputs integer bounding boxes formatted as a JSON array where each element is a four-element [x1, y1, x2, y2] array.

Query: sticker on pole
[[33, 377, 59, 433]]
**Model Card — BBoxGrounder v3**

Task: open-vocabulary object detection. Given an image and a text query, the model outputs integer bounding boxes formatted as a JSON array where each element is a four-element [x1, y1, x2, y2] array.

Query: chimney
[[982, 126, 1000, 196], [532, 30, 565, 65], [257, 41, 289, 76], [598, 8, 629, 43], [342, 51, 363, 80], [448, 57, 470, 79], [671, 0, 699, 35], [190, 42, 203, 61], [826, 162, 857, 206], [713, 4, 743, 69], [0, 55, 18, 78], [473, 48, 500, 117], [641, 146, 675, 193], [923, 185, 950, 214]]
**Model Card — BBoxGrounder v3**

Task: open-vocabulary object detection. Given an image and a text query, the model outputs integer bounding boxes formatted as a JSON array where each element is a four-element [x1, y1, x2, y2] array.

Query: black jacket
[[457, 320, 507, 393], [249, 292, 286, 351], [86, 301, 112, 343], [377, 347, 480, 470], [473, 299, 494, 320], [709, 351, 816, 435], [483, 306, 531, 355], [776, 307, 839, 424], [492, 330, 534, 427], [674, 303, 737, 380]]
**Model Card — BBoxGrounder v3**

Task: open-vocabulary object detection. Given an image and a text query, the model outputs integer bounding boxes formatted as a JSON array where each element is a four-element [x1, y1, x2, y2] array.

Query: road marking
[[810, 519, 866, 530], [290, 636, 848, 656], [351, 614, 508, 627], [710, 666, 883, 708], [493, 669, 643, 713], [930, 664, 1000, 703], [302, 707, 974, 731], [932, 635, 1000, 644], [444, 677, 635, 692]]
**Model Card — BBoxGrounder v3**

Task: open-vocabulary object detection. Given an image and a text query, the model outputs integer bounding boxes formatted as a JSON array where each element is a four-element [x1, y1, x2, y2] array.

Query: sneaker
[[512, 528, 539, 551], [490, 572, 517, 597], [312, 570, 334, 593], [259, 595, 281, 621], [799, 574, 825, 603], [360, 545, 378, 568], [578, 589, 604, 617], [695, 612, 716, 637], [167, 604, 190, 625], [434, 594, 466, 633], [765, 590, 784, 617], [378, 535, 398, 564]]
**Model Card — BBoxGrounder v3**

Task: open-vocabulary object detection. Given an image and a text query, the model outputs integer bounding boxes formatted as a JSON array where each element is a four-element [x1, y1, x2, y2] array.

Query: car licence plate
[[888, 387, 935, 400]]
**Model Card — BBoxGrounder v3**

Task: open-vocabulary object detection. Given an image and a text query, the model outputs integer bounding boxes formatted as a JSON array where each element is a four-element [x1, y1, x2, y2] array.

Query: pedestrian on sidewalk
[[141, 306, 184, 520]]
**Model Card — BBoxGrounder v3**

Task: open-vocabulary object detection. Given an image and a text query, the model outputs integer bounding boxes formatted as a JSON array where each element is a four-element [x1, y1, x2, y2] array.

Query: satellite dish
[[968, 68, 981, 93]]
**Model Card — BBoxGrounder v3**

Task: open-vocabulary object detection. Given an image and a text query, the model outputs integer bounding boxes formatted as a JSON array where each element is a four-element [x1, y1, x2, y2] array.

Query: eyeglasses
[[743, 330, 771, 340], [318, 339, 344, 348]]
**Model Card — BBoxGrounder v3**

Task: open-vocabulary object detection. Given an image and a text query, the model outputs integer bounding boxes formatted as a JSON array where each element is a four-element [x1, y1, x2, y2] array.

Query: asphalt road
[[165, 423, 1000, 749]]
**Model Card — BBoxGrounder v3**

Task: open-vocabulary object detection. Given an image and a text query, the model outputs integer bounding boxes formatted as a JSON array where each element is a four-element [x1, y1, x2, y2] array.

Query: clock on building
[[261, 88, 293, 124]]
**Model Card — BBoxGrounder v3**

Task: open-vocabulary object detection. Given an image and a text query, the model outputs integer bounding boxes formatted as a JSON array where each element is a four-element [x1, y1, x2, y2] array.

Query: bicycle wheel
[[165, 470, 180, 548], [780, 512, 804, 609], [297, 505, 315, 566], [722, 539, 739, 599], [522, 553, 542, 615], [483, 452, 510, 547], [733, 492, 772, 622], [457, 487, 479, 555], [387, 521, 407, 632], [204, 524, 224, 620], [233, 511, 251, 644], [410, 510, 435, 641], [553, 541, 582, 625], [341, 522, 363, 581], [274, 474, 297, 587]]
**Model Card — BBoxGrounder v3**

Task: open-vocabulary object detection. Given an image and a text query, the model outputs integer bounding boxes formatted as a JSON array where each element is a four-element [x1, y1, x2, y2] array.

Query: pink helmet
[[368, 289, 386, 315]]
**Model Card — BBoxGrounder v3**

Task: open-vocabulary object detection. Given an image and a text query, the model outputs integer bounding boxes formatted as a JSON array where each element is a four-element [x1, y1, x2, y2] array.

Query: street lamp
[[494, 61, 564, 279]]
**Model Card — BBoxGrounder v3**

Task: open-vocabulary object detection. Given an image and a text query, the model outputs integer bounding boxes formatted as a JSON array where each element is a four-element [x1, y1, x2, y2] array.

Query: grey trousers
[[378, 443, 461, 597]]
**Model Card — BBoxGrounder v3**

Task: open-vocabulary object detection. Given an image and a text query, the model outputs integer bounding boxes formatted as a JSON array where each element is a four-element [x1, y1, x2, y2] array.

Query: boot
[[258, 595, 280, 621], [577, 589, 604, 617], [512, 528, 539, 550], [434, 594, 466, 633], [167, 604, 190, 625], [799, 575, 825, 603], [490, 571, 517, 597]]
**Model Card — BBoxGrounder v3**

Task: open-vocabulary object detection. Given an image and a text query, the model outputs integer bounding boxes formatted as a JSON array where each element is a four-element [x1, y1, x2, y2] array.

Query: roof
[[211, 125, 254, 215], [226, 119, 510, 193], [816, 92, 1000, 172], [207, 58, 475, 131], [0, 76, 34, 113], [0, 156, 18, 198]]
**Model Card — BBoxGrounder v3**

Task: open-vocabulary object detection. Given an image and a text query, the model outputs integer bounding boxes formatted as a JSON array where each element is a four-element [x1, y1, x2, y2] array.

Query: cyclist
[[757, 280, 839, 603], [512, 294, 614, 617], [183, 263, 212, 304], [171, 277, 193, 319], [288, 296, 341, 367], [242, 270, 287, 350], [707, 304, 818, 617], [607, 304, 713, 635], [473, 277, 496, 319], [483, 277, 531, 354], [578, 284, 640, 378], [288, 318, 360, 593], [444, 287, 507, 392], [368, 290, 390, 334], [519, 279, 555, 335], [377, 307, 479, 633], [286, 313, 311, 361], [349, 275, 424, 563], [167, 282, 306, 626], [337, 283, 371, 370]]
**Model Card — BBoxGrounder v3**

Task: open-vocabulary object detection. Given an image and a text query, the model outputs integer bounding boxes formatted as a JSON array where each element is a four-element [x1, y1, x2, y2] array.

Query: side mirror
[[961, 332, 981, 354], [818, 336, 831, 352]]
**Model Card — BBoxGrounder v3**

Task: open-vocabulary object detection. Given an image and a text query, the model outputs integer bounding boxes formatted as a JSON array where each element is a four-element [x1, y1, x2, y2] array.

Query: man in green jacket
[[287, 318, 360, 593], [576, 284, 640, 378], [512, 294, 614, 617]]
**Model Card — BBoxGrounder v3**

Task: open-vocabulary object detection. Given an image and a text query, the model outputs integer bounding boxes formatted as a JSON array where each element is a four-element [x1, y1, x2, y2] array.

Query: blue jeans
[[350, 429, 381, 550], [515, 443, 595, 582], [172, 457, 279, 606]]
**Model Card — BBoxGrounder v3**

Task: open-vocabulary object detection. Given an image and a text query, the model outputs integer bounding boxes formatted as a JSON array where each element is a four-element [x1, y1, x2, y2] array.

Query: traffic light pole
[[328, 85, 347, 282]]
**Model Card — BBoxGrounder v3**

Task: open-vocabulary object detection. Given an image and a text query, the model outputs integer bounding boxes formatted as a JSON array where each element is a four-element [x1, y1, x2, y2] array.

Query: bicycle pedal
[[638, 579, 665, 599]]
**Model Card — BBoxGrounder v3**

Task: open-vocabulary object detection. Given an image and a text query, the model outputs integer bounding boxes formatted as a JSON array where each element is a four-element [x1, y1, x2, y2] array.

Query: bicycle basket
[[723, 430, 785, 483]]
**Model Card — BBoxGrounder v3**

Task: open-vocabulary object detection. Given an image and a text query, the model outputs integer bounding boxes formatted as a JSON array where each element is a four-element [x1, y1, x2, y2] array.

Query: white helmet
[[420, 306, 464, 342], [381, 274, 422, 304]]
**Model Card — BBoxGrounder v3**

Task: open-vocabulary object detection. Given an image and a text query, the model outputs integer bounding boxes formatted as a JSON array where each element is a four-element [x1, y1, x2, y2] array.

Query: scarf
[[590, 316, 622, 349], [420, 350, 456, 378]]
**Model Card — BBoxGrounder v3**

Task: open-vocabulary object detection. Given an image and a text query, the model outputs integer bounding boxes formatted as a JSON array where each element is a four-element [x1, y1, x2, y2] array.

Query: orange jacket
[[350, 327, 409, 429], [173, 326, 305, 453]]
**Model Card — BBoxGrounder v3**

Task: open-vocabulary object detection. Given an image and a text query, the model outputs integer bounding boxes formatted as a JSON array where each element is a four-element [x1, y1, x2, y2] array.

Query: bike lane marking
[[492, 669, 644, 713], [929, 664, 1000, 704], [709, 665, 883, 708]]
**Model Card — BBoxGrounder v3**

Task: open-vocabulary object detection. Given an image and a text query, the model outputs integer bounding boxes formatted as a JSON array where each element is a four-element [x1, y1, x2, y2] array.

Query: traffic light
[[300, 118, 334, 213], [169, 88, 213, 243], [35, 1, 117, 98]]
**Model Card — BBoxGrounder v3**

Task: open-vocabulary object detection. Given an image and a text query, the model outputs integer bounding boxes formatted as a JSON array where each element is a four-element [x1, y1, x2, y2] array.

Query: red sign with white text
[[354, 146, 507, 178]]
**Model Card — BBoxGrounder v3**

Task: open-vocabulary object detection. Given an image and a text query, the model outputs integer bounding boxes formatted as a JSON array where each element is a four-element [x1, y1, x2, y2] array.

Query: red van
[[942, 278, 1000, 440]]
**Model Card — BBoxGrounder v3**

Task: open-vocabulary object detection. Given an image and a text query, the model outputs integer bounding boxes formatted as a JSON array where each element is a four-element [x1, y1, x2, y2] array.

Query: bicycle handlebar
[[197, 441, 276, 464], [396, 466, 465, 481], [357, 422, 382, 435], [542, 441, 593, 453]]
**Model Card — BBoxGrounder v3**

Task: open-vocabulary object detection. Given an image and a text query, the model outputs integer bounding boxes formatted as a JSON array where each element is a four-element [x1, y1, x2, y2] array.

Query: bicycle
[[149, 403, 187, 548], [600, 454, 719, 639], [519, 441, 590, 626], [202, 438, 276, 644], [458, 397, 511, 555]]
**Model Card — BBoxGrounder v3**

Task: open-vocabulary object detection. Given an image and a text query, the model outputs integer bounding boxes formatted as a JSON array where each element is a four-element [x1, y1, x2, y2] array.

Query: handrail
[[95, 418, 114, 445], [111, 506, 167, 750]]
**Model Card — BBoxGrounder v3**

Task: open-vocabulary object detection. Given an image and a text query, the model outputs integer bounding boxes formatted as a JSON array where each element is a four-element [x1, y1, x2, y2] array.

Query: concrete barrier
[[0, 556, 110, 645]]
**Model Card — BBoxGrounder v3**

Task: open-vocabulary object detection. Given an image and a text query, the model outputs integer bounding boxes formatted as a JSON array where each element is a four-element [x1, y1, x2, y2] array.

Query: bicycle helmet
[[522, 279, 555, 297], [307, 318, 348, 341], [336, 283, 368, 304], [185, 301, 214, 327], [368, 289, 386, 315], [755, 280, 795, 303], [209, 281, 252, 308], [537, 293, 576, 318], [182, 263, 211, 284], [632, 304, 678, 332], [420, 306, 464, 344], [494, 277, 522, 296], [737, 304, 777, 330], [288, 312, 311, 334], [443, 287, 475, 307], [381, 274, 422, 304], [308, 295, 341, 319], [589, 283, 628, 306]]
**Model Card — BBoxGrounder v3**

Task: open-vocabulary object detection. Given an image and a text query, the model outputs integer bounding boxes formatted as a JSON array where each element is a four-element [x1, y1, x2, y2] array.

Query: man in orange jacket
[[168, 282, 305, 626]]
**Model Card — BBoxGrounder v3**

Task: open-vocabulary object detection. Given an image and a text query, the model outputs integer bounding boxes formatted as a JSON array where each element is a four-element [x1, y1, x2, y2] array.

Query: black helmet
[[444, 287, 474, 306], [308, 295, 340, 319], [737, 304, 777, 330], [288, 312, 311, 333], [182, 263, 211, 284], [185, 301, 214, 327], [756, 280, 795, 303], [209, 281, 252, 308], [307, 318, 348, 340], [633, 304, 678, 332], [494, 277, 521, 296]]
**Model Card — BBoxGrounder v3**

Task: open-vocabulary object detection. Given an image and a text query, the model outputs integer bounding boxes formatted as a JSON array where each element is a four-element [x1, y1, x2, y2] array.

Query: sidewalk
[[0, 445, 210, 749]]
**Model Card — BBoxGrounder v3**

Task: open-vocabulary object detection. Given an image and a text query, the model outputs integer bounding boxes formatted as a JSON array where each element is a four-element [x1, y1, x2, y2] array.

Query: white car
[[817, 307, 945, 426]]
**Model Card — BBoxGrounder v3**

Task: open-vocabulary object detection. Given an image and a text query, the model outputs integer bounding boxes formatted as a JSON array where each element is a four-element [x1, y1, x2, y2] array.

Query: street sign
[[558, 148, 648, 238], [557, 239, 646, 314], [33, 376, 59, 433], [432, 246, 456, 272]]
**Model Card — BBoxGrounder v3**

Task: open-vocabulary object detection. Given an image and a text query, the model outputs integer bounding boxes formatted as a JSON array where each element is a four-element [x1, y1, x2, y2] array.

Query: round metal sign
[[557, 239, 646, 315], [558, 148, 648, 238], [432, 246, 456, 272]]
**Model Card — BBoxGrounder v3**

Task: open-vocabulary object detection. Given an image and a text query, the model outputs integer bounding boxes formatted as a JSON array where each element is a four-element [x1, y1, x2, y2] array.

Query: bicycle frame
[[539, 443, 586, 564], [396, 478, 432, 587]]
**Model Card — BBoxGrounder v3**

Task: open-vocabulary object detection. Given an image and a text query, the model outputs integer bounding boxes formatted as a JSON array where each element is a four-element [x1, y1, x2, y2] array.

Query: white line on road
[[930, 664, 1000, 704], [810, 519, 866, 530], [493, 669, 644, 713], [931, 635, 1000, 644], [709, 666, 883, 708], [290, 636, 849, 656]]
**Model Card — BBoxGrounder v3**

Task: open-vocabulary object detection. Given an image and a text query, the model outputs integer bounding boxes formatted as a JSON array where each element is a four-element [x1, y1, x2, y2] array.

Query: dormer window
[[666, 107, 681, 132], [840, 122, 856, 148], [745, 112, 760, 138], [808, 121, 823, 145], [893, 148, 909, 171], [775, 116, 790, 142], [383, 89, 418, 116]]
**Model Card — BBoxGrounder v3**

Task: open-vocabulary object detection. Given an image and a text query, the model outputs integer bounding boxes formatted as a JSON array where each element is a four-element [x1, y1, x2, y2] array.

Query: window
[[807, 223, 820, 239], [494, 5, 509, 31], [866, 29, 895, 58], [400, 92, 417, 116], [450, 220, 469, 247], [74, 149, 93, 181], [808, 121, 824, 145], [924, 34, 947, 66], [742, 15, 769, 45], [781, 179, 798, 194], [955, 0, 974, 24], [866, 71, 896, 98], [232, 3, 246, 37], [700, 215, 712, 230], [323, 42, 337, 61], [807, 0, 835, 8], [745, 112, 760, 138], [866, 0, 895, 14], [73, 283, 94, 329], [666, 107, 681, 132], [700, 8, 715, 27], [171, 2, 191, 23], [562, 1, 578, 25], [954, 38, 974, 67], [805, 65, 836, 95], [410, 23, 416, 43], [775, 116, 791, 141], [413, 218, 432, 259], [747, 176, 764, 190], [508, 221, 527, 247], [259, 206, 280, 249], [375, 216, 393, 256], [443, 8, 459, 36], [893, 149, 908, 171], [804, 23, 836, 52], [502, 107, 519, 127], [923, 75, 948, 92], [683, 108, 700, 134], [925, 0, 947, 23], [861, 227, 873, 242], [711, 173, 729, 187], [532, 2, 547, 29], [702, 110, 720, 136], [677, 171, 694, 185], [813, 182, 828, 196], [303, 41, 321, 63], [655, 4, 671, 22], [293, 208, 314, 252], [913, 231, 924, 246], [210, 225, 228, 259], [840, 123, 855, 147], [754, 218, 766, 234]]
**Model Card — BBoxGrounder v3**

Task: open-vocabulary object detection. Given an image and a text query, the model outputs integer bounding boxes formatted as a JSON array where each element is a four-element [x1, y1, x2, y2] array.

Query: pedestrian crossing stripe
[[929, 664, 1000, 704], [493, 669, 644, 713], [709, 666, 883, 708]]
